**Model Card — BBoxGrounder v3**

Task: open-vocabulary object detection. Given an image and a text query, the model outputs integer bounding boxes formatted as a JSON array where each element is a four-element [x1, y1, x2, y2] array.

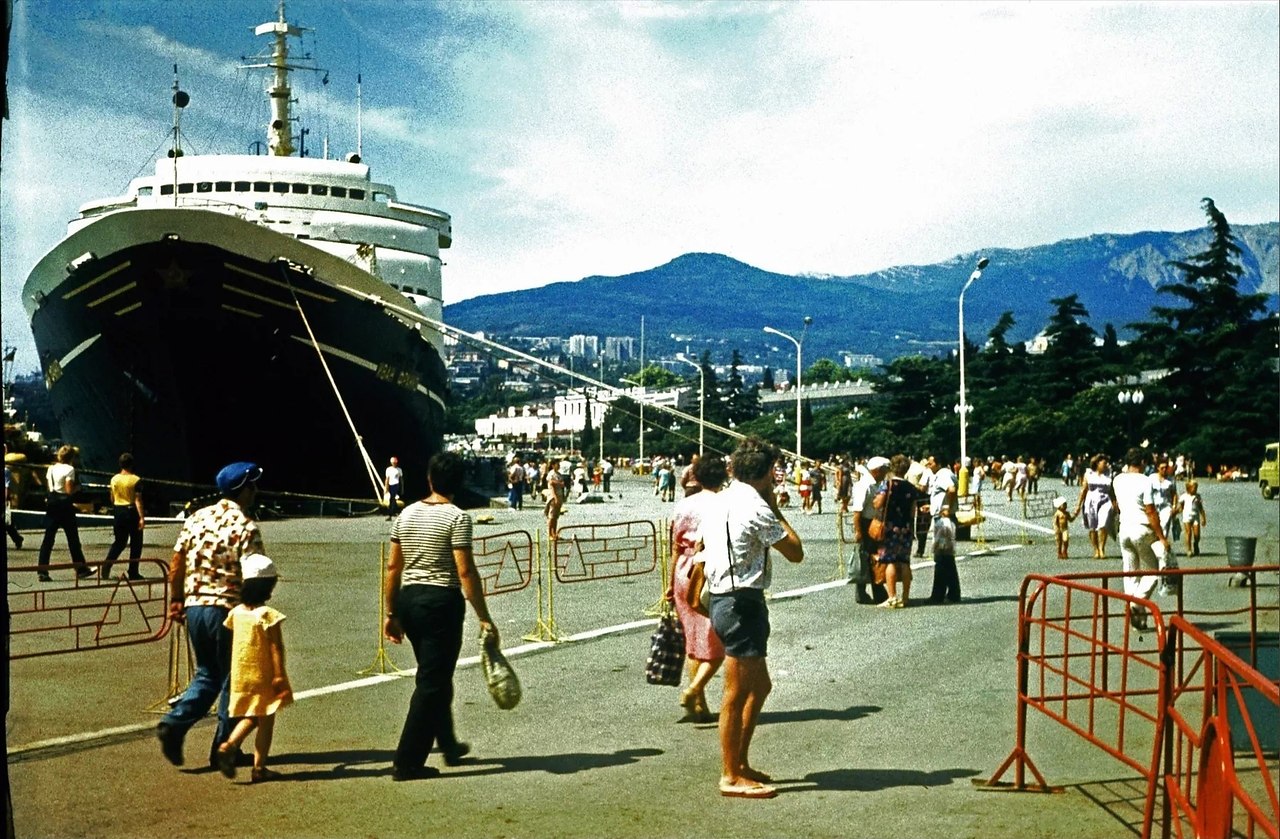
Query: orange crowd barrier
[[1162, 614, 1279, 839], [979, 564, 1279, 839], [8, 560, 173, 659]]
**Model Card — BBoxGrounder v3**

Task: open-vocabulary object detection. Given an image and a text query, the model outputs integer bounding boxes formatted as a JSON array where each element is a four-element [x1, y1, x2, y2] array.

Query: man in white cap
[[848, 456, 891, 604], [157, 461, 264, 770]]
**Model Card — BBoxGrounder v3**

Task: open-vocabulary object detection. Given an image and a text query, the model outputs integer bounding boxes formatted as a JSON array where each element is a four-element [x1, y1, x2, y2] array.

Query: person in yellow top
[[215, 553, 292, 783], [100, 452, 146, 580]]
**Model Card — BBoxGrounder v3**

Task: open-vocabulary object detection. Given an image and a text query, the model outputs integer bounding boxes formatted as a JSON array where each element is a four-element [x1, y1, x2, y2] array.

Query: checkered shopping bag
[[645, 613, 686, 686]]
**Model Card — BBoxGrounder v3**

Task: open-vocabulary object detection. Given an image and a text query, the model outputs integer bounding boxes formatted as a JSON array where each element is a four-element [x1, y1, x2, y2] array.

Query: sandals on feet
[[250, 767, 282, 783], [719, 780, 778, 799]]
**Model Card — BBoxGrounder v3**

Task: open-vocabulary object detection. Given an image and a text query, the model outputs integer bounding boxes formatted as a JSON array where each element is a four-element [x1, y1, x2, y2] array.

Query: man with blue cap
[[157, 461, 265, 769]]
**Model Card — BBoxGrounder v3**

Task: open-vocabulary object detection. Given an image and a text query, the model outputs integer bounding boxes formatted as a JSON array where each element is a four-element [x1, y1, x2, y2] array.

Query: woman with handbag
[[873, 454, 927, 608], [701, 437, 803, 799], [383, 451, 498, 781], [666, 455, 728, 723]]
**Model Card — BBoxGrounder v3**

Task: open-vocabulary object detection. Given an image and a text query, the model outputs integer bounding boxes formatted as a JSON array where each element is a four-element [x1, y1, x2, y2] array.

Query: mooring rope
[[278, 262, 384, 502]]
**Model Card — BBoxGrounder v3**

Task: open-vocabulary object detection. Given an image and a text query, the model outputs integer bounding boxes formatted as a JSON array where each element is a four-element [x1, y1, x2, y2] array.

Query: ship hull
[[24, 209, 449, 502]]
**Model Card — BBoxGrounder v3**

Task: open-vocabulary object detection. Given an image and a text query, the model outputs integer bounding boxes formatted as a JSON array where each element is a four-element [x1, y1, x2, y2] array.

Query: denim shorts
[[708, 588, 769, 658]]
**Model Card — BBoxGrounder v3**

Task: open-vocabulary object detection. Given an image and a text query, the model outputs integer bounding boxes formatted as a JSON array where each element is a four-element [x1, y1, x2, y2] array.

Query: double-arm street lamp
[[957, 257, 989, 495], [763, 316, 812, 460], [675, 354, 706, 455]]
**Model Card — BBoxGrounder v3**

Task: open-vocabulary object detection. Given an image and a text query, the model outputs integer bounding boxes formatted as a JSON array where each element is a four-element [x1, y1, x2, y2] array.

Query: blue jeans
[[161, 605, 233, 763]]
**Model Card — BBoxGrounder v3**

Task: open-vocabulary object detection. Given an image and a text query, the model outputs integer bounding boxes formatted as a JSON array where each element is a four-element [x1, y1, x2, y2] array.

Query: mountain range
[[443, 222, 1279, 367]]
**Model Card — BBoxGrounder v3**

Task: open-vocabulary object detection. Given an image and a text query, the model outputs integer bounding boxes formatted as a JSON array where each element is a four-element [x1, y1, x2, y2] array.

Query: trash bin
[[1212, 632, 1279, 753], [1224, 536, 1258, 568]]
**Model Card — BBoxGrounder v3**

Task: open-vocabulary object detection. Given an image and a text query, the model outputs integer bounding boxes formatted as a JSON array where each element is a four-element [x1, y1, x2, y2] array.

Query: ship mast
[[243, 0, 309, 157]]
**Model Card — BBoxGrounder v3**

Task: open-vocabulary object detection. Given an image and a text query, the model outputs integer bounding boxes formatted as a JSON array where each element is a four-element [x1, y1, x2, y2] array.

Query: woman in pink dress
[[666, 455, 727, 722]]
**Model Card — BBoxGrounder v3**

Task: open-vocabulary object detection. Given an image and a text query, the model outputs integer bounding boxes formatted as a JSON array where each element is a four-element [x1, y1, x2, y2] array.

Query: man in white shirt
[[847, 456, 891, 604], [925, 455, 957, 523], [1113, 448, 1170, 630], [384, 457, 403, 521]]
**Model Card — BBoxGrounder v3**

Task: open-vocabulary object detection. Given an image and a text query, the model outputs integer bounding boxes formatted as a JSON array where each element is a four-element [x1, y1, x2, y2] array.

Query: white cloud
[[3, 0, 1277, 373]]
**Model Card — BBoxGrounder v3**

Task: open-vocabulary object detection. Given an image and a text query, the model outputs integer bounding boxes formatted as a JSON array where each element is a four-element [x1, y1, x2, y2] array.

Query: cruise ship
[[20, 3, 452, 502]]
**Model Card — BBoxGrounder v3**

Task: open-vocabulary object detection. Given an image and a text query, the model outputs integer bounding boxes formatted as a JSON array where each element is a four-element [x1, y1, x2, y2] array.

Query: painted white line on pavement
[[982, 510, 1055, 535], [12, 547, 1027, 757]]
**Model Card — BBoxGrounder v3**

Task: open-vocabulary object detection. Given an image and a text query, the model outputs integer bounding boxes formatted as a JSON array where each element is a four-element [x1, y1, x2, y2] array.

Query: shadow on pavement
[[269, 748, 396, 781], [785, 766, 980, 793], [758, 705, 881, 725], [1068, 775, 1146, 837], [945, 595, 1021, 605], [452, 747, 665, 776]]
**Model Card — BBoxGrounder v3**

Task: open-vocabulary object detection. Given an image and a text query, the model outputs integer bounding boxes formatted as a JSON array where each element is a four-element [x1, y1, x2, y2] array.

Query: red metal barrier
[[472, 529, 534, 595], [552, 520, 658, 583], [8, 560, 173, 659], [980, 565, 1280, 839], [1161, 615, 1279, 839]]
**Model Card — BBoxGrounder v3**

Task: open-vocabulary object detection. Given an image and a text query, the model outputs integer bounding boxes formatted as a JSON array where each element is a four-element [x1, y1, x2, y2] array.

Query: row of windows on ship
[[143, 180, 381, 201]]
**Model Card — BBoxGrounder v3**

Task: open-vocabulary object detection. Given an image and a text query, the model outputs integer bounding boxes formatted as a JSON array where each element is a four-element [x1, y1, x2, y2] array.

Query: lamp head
[[803, 316, 813, 326], [976, 257, 989, 271]]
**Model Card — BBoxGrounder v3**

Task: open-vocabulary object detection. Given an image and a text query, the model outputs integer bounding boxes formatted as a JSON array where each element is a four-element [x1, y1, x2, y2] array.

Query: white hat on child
[[240, 553, 278, 580], [1052, 497, 1067, 509]]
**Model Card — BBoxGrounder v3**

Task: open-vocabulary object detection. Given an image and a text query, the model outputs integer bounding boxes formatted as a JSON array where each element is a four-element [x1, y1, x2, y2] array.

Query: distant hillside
[[444, 222, 1279, 366]]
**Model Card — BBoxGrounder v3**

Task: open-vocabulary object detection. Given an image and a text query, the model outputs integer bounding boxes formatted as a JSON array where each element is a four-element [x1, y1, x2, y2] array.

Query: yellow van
[[1260, 442, 1280, 500]]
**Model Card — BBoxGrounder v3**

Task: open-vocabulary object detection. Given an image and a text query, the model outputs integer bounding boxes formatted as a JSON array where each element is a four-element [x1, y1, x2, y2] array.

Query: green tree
[[1128, 198, 1276, 462], [1036, 293, 1099, 404], [804, 358, 852, 384]]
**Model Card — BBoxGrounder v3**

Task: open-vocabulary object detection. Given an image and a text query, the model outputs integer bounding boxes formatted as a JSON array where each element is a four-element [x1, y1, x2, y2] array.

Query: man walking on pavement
[[157, 461, 265, 769], [849, 456, 890, 604], [384, 456, 403, 520]]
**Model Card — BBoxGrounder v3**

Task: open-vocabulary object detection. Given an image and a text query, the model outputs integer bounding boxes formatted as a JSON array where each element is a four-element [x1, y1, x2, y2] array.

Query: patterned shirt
[[391, 500, 472, 589], [173, 499, 263, 608]]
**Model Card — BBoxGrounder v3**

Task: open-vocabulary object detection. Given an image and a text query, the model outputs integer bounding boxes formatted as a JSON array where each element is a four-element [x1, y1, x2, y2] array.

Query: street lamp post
[[676, 354, 706, 455], [621, 376, 646, 469], [1117, 387, 1145, 446], [958, 257, 989, 496], [763, 316, 812, 460]]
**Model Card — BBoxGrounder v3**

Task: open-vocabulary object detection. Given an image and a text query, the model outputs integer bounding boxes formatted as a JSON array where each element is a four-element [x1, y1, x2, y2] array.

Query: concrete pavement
[[7, 473, 1277, 838]]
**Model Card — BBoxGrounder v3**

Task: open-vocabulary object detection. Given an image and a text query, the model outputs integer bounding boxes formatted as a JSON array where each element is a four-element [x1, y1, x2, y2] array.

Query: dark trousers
[[395, 584, 465, 772], [387, 484, 401, 515], [930, 552, 961, 602], [37, 495, 88, 573], [5, 519, 21, 547], [101, 506, 142, 576], [853, 534, 889, 604]]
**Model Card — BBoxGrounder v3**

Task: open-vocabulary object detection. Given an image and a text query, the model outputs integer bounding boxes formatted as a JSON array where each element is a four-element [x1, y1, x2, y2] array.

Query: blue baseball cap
[[216, 462, 263, 495]]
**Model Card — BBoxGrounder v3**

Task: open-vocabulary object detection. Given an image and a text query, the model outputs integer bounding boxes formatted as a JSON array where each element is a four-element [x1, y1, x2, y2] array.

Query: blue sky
[[3, 1, 1278, 373]]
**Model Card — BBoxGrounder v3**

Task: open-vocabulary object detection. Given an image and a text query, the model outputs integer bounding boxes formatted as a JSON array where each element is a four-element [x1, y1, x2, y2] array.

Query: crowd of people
[[14, 432, 1218, 797]]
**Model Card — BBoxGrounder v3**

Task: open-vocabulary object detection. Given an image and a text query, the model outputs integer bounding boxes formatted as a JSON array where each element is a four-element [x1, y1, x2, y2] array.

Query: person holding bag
[[383, 451, 498, 781], [700, 437, 803, 799], [666, 455, 728, 723]]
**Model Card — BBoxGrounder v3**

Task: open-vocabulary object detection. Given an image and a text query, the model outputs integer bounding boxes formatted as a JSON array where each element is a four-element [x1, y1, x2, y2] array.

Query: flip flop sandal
[[719, 781, 778, 799]]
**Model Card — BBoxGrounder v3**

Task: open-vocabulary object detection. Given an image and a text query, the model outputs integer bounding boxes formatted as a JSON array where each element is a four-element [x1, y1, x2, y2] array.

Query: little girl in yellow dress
[[216, 553, 293, 782]]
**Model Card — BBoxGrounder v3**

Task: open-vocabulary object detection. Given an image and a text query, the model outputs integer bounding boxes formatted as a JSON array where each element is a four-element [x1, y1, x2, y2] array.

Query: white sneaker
[[877, 597, 899, 609]]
